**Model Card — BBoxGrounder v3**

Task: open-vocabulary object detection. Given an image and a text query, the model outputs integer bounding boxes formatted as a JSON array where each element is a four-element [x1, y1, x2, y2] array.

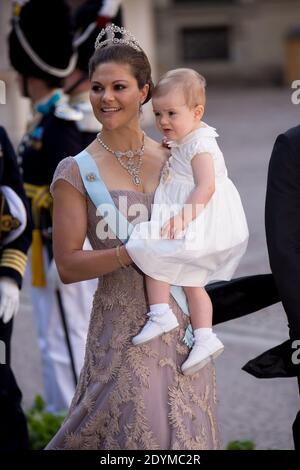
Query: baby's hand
[[161, 214, 186, 240]]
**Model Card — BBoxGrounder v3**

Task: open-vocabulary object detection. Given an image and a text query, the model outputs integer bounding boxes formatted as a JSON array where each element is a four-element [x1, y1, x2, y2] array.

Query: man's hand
[[161, 214, 187, 240], [0, 277, 20, 324]]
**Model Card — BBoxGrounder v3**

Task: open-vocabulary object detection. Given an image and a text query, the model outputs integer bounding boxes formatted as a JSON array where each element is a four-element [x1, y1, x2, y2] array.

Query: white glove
[[0, 277, 20, 324]]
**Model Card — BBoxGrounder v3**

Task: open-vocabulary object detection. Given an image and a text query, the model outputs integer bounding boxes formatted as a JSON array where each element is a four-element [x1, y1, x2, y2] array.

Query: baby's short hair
[[153, 68, 206, 107]]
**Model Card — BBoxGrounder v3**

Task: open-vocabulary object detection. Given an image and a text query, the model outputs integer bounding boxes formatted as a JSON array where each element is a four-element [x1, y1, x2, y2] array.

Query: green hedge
[[26, 395, 67, 450], [226, 440, 255, 450], [26, 395, 256, 451]]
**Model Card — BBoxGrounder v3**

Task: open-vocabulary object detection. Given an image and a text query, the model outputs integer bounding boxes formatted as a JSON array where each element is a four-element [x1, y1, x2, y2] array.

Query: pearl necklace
[[96, 131, 145, 186]]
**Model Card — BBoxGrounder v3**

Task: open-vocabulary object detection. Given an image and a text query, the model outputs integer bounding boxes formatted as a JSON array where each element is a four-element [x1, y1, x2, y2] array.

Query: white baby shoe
[[132, 309, 179, 346], [181, 334, 224, 375]]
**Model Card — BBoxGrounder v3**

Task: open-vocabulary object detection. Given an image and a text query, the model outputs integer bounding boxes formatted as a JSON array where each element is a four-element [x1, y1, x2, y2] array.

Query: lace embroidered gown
[[45, 156, 220, 450]]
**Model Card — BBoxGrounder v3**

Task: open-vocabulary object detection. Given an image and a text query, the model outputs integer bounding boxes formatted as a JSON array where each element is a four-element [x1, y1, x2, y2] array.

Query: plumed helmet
[[8, 0, 76, 82], [73, 0, 123, 74]]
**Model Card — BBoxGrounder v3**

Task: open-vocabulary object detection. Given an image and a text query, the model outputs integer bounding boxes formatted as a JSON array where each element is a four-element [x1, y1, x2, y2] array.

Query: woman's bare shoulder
[[86, 139, 101, 158], [146, 135, 170, 164]]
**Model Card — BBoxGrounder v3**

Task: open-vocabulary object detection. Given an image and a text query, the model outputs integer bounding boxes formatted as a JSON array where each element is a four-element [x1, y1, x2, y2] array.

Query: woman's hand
[[161, 214, 187, 240], [120, 245, 133, 266]]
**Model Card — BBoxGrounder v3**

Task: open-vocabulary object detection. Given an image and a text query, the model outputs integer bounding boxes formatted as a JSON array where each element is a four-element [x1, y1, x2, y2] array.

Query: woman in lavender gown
[[46, 25, 219, 450]]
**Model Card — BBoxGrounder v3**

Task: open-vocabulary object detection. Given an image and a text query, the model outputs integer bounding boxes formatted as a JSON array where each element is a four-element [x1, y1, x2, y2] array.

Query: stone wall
[[154, 0, 300, 85]]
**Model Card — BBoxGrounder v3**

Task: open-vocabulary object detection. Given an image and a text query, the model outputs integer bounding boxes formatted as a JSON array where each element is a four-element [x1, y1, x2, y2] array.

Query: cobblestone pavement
[[12, 86, 299, 449]]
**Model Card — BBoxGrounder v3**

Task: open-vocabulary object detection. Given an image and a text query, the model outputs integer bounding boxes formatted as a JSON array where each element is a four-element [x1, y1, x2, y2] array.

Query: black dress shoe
[[242, 339, 300, 378]]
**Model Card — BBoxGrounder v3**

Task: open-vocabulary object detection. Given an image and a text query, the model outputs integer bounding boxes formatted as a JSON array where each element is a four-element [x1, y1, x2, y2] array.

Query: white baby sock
[[193, 327, 213, 343], [149, 303, 170, 316]]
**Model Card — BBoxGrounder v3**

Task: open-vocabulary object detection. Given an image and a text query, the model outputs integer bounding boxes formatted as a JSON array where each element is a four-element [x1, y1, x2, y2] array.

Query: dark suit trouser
[[0, 319, 29, 450]]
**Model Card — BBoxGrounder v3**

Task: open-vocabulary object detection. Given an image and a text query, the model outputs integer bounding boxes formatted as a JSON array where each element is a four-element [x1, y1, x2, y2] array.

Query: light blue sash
[[74, 150, 194, 347]]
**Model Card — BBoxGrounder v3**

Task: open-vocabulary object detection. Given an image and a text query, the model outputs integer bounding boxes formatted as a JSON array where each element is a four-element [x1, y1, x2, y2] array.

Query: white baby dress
[[126, 123, 249, 287]]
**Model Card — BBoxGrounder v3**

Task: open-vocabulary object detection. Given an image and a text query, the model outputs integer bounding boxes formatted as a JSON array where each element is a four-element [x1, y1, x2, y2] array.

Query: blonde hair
[[153, 68, 206, 108]]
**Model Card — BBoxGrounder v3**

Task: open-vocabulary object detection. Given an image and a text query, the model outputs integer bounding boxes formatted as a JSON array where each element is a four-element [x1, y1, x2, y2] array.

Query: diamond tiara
[[94, 24, 142, 52]]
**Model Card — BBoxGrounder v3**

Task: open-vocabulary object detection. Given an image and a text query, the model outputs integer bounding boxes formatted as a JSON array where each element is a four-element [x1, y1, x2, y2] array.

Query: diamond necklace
[[96, 131, 145, 186]]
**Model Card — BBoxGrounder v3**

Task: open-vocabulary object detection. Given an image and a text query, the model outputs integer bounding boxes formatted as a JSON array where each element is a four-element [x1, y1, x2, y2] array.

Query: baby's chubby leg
[[181, 286, 224, 375], [132, 276, 178, 346], [183, 286, 212, 329], [146, 275, 170, 305]]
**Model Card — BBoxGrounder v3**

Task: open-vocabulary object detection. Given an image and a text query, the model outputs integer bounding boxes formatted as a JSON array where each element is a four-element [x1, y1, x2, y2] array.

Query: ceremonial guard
[[65, 0, 123, 146], [0, 126, 31, 449], [8, 0, 97, 413]]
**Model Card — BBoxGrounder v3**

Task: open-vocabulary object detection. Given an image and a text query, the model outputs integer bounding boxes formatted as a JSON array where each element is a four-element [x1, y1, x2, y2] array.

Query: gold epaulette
[[0, 248, 27, 277], [24, 183, 52, 220]]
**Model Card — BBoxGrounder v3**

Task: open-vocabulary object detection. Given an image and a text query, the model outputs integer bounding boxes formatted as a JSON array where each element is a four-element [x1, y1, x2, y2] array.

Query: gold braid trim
[[0, 248, 27, 277], [24, 183, 52, 287]]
